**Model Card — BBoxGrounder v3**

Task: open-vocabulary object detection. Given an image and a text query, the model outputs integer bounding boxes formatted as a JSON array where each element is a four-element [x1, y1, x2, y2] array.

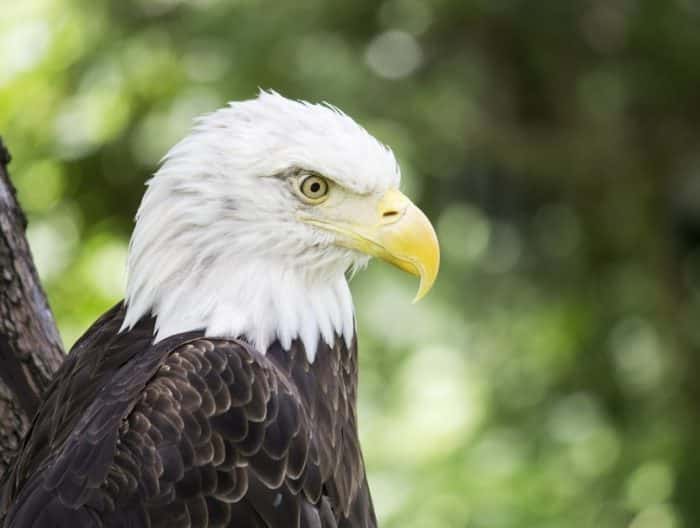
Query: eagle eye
[[298, 174, 330, 203]]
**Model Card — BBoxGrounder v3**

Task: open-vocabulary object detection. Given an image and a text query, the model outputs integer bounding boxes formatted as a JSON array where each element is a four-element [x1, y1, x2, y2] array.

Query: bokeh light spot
[[437, 203, 491, 265], [365, 30, 423, 80], [628, 504, 679, 528], [625, 461, 675, 509], [610, 317, 667, 394]]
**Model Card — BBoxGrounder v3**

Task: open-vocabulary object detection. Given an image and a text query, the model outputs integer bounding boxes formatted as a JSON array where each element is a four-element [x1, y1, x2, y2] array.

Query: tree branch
[[0, 138, 64, 480]]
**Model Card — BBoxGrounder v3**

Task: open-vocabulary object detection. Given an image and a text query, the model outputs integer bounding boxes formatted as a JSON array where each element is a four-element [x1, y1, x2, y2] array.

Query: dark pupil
[[310, 181, 321, 193]]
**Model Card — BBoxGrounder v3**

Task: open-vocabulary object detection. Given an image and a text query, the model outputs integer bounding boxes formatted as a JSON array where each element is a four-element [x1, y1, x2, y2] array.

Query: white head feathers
[[122, 91, 400, 361]]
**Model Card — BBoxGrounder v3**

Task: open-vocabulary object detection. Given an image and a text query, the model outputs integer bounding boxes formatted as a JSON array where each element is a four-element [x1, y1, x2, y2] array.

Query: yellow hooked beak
[[303, 189, 440, 302]]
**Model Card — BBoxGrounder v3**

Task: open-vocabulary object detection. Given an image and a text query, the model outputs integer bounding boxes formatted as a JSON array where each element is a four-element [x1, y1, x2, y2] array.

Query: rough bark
[[0, 138, 64, 479]]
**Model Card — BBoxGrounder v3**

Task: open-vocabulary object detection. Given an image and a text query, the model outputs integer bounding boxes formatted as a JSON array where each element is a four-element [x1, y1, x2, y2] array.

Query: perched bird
[[2, 92, 439, 527]]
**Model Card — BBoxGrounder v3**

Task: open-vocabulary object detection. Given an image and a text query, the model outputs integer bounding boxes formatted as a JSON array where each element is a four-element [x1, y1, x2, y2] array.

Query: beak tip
[[411, 262, 438, 303]]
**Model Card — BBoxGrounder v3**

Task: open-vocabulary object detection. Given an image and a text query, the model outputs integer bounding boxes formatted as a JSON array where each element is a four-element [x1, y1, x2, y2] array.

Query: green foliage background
[[2, 0, 700, 526]]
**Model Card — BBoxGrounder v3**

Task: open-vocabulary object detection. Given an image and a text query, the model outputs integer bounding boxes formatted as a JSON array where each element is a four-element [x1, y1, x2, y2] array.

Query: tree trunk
[[0, 138, 64, 480]]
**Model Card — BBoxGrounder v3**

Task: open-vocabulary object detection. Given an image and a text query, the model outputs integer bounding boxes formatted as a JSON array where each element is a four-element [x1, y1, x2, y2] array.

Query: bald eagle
[[2, 92, 439, 527]]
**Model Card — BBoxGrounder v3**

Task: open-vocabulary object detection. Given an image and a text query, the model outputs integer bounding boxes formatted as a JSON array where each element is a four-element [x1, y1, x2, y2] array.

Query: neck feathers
[[123, 254, 355, 362]]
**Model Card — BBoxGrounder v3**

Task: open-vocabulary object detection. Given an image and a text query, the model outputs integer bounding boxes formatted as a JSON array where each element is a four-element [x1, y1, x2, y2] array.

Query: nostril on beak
[[381, 209, 403, 223]]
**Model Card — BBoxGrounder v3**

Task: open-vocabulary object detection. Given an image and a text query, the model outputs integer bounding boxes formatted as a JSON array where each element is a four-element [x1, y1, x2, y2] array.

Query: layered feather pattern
[[2, 303, 376, 528]]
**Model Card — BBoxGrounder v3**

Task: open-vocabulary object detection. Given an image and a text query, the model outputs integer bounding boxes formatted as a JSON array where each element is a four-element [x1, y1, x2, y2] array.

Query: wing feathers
[[3, 304, 376, 528]]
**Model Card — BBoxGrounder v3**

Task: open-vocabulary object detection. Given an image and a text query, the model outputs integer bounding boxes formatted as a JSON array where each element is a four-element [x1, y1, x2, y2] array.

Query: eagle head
[[123, 91, 439, 360]]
